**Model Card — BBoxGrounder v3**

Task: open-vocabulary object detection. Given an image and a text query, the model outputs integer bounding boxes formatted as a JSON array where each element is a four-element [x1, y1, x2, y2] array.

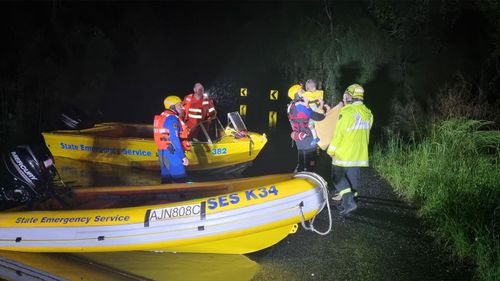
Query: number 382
[[212, 148, 227, 155]]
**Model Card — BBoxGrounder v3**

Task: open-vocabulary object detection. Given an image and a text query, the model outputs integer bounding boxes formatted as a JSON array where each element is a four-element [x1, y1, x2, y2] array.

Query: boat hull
[[42, 122, 267, 171], [0, 251, 259, 281], [0, 174, 326, 254]]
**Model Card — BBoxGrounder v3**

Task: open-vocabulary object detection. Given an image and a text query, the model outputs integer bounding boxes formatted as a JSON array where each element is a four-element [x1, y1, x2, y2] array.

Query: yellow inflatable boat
[[42, 114, 267, 172], [0, 172, 331, 254], [0, 251, 258, 280]]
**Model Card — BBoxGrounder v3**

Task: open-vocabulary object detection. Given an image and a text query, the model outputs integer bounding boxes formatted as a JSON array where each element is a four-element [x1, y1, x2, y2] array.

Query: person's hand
[[291, 131, 307, 140], [318, 98, 324, 108], [302, 96, 309, 105], [336, 101, 344, 108], [324, 104, 331, 113], [182, 157, 189, 166]]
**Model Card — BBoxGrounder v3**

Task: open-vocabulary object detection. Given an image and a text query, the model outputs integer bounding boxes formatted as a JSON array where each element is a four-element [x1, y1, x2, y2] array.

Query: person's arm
[[207, 99, 216, 119], [310, 110, 326, 121], [181, 97, 189, 122], [164, 116, 186, 159], [293, 103, 326, 122], [295, 102, 325, 121]]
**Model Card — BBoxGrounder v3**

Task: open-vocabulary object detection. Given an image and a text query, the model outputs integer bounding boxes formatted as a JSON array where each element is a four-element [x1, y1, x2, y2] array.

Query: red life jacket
[[153, 109, 190, 151], [287, 100, 311, 134]]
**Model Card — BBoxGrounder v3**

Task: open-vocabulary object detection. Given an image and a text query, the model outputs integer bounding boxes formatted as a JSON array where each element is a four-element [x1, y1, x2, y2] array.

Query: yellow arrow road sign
[[270, 90, 278, 100], [240, 104, 247, 116], [268, 111, 277, 128]]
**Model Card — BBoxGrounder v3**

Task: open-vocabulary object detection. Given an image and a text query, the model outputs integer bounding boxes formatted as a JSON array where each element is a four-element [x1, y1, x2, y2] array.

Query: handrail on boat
[[294, 172, 333, 236]]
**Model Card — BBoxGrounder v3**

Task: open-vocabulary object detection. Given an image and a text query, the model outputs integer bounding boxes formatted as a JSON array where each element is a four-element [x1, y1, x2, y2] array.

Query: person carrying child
[[287, 83, 327, 172], [302, 79, 330, 146]]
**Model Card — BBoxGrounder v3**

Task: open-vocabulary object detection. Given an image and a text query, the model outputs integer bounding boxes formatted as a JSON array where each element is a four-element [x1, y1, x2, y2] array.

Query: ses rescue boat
[[0, 251, 259, 280], [42, 112, 267, 173], [0, 172, 331, 254]]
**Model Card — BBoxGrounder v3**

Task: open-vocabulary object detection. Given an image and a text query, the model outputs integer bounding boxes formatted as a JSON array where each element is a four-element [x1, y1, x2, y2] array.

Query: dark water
[[0, 93, 473, 281], [51, 91, 300, 187], [0, 96, 300, 281]]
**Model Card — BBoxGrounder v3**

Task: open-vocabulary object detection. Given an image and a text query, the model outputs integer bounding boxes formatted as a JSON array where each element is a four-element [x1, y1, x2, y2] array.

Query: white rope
[[294, 172, 333, 235]]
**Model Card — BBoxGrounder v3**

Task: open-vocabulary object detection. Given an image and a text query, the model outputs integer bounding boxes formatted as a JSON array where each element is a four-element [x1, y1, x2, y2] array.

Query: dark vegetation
[[280, 1, 500, 280]]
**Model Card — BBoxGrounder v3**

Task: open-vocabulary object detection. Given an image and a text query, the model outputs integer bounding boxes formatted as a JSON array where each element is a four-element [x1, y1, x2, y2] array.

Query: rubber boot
[[333, 191, 358, 201], [330, 191, 343, 210], [331, 193, 342, 201], [340, 192, 357, 215]]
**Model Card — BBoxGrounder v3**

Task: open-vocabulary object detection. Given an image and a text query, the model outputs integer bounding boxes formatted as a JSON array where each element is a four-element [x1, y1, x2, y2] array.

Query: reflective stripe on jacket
[[327, 102, 373, 167], [182, 94, 216, 128], [153, 110, 190, 154]]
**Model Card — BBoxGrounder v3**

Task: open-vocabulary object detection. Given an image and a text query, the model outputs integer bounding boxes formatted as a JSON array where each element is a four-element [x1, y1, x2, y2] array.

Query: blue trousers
[[331, 166, 360, 193], [158, 149, 187, 184]]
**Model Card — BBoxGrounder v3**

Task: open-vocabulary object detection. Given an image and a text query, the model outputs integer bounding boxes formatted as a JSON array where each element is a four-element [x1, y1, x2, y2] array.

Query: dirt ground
[[248, 167, 474, 281]]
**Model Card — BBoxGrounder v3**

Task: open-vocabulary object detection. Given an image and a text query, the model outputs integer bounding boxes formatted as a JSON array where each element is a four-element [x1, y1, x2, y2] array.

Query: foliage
[[281, 1, 402, 104], [276, 2, 500, 278], [373, 119, 500, 281], [389, 73, 500, 143], [280, 0, 500, 135]]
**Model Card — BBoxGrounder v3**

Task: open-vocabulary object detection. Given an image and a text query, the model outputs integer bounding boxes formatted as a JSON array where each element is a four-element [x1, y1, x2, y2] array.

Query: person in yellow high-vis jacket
[[327, 83, 373, 215]]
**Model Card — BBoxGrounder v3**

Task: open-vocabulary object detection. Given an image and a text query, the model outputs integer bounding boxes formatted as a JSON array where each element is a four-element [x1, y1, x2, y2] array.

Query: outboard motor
[[0, 145, 56, 209]]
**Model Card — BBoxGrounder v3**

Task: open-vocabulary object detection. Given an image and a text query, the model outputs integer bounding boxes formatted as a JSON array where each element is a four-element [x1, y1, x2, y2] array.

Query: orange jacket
[[153, 109, 190, 151], [182, 93, 216, 129]]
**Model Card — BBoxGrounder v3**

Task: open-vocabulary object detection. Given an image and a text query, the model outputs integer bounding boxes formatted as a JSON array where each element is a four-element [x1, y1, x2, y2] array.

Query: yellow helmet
[[288, 84, 303, 100], [163, 95, 182, 109], [346, 84, 364, 99]]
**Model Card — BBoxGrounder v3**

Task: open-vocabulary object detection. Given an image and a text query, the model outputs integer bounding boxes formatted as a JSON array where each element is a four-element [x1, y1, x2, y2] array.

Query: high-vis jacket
[[182, 93, 216, 129], [327, 102, 373, 167], [153, 110, 190, 155]]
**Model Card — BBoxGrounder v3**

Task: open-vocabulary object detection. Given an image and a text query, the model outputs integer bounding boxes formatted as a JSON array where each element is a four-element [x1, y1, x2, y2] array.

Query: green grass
[[372, 119, 500, 281]]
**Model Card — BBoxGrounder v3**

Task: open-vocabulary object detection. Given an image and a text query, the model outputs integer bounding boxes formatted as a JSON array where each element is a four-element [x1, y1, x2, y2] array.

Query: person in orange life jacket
[[154, 96, 190, 184], [287, 84, 327, 172], [182, 83, 217, 131]]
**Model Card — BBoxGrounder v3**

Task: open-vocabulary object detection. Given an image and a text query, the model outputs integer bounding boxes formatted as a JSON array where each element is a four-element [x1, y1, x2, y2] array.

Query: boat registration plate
[[146, 203, 202, 226]]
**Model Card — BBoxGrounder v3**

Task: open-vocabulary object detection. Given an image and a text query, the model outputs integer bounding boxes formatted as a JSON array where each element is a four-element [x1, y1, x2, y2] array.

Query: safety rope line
[[294, 172, 333, 236], [54, 166, 67, 188]]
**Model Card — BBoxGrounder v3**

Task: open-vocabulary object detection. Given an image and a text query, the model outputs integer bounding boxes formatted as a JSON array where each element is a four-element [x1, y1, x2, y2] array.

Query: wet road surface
[[248, 149, 474, 280]]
